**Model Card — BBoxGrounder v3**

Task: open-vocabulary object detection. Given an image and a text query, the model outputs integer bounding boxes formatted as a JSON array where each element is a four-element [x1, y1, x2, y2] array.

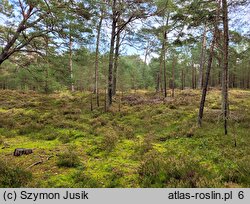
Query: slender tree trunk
[[143, 41, 150, 89], [163, 30, 167, 98], [113, 29, 120, 96], [222, 0, 229, 135], [156, 72, 160, 92], [94, 14, 103, 107], [45, 66, 49, 93], [156, 49, 163, 93], [194, 65, 197, 89], [233, 69, 236, 88], [218, 70, 221, 87], [44, 28, 49, 94], [163, 14, 169, 97], [181, 69, 184, 90], [198, 35, 217, 126], [198, 0, 220, 127], [69, 33, 74, 92], [184, 70, 186, 89], [198, 25, 207, 89], [104, 87, 107, 112], [172, 57, 175, 97], [218, 56, 222, 86], [233, 61, 237, 88], [107, 0, 117, 106], [158, 51, 163, 93], [90, 93, 93, 111], [192, 61, 195, 89]]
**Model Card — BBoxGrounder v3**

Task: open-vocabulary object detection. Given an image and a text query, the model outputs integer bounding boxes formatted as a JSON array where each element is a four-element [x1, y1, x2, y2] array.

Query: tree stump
[[14, 148, 33, 156]]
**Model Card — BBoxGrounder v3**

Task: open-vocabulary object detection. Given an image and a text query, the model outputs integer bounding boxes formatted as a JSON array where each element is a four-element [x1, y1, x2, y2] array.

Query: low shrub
[[72, 169, 102, 188], [101, 127, 119, 152], [58, 130, 85, 143], [138, 150, 166, 187], [43, 134, 57, 141], [237, 159, 250, 186], [139, 133, 155, 155], [221, 159, 250, 186], [168, 104, 177, 109], [117, 124, 135, 139], [0, 160, 32, 187], [59, 134, 71, 143], [33, 127, 58, 141], [90, 117, 108, 128], [138, 151, 219, 188], [18, 123, 44, 135], [57, 148, 80, 168]]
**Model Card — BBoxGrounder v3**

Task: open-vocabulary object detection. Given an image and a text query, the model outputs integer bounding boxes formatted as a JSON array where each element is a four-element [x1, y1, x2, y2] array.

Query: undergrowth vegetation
[[0, 160, 32, 187], [0, 89, 249, 187]]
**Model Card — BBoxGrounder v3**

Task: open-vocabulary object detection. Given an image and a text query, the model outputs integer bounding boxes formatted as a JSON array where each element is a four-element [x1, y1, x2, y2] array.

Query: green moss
[[0, 89, 249, 187]]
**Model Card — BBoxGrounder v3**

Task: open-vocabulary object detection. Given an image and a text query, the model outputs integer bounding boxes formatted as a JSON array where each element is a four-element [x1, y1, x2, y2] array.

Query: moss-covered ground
[[0, 89, 249, 187]]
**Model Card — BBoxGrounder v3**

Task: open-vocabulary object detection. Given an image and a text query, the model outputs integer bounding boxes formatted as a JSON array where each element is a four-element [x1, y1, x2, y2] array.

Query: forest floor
[[0, 89, 250, 188]]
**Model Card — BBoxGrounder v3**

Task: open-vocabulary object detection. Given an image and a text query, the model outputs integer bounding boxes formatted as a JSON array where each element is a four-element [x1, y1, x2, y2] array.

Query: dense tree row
[[1, 39, 249, 92], [0, 0, 250, 133]]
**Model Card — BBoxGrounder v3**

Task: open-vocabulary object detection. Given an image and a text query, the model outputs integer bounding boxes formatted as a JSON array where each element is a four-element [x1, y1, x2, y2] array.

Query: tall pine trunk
[[143, 41, 150, 89], [198, 0, 220, 127], [198, 25, 207, 89], [108, 0, 117, 106], [192, 61, 195, 89], [222, 0, 229, 135], [113, 29, 120, 96], [44, 26, 49, 94], [163, 30, 167, 98], [163, 14, 169, 98], [94, 14, 103, 106], [69, 33, 74, 92], [157, 50, 163, 93], [172, 57, 175, 97]]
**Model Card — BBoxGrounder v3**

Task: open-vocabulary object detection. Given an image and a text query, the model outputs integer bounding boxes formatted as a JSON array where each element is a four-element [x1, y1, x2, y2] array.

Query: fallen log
[[14, 148, 33, 156], [26, 155, 54, 169], [27, 161, 43, 169]]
